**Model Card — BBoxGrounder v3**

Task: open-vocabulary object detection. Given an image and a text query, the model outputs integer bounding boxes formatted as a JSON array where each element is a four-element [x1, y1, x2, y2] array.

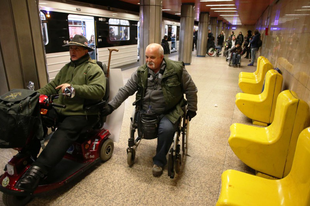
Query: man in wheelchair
[[102, 43, 198, 177], [16, 35, 107, 192]]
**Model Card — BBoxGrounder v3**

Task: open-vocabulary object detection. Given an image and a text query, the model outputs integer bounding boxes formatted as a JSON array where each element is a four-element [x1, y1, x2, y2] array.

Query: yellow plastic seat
[[236, 69, 283, 125], [229, 90, 309, 178], [238, 58, 274, 94], [217, 127, 310, 206], [238, 56, 265, 79]]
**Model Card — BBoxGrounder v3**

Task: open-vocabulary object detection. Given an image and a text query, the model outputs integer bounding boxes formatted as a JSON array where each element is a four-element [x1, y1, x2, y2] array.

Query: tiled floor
[[0, 52, 256, 206]]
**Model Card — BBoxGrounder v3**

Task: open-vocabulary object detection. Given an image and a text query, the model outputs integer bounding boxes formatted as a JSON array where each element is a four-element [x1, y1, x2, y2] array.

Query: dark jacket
[[217, 34, 224, 46], [109, 58, 198, 124], [161, 39, 170, 54], [38, 54, 106, 116], [250, 33, 261, 48]]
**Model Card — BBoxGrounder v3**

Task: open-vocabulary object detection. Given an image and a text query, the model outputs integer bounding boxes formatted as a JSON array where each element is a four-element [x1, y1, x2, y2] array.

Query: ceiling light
[[210, 7, 236, 9], [175, 13, 181, 15], [302, 6, 310, 8], [201, 0, 233, 2], [214, 10, 237, 12], [285, 14, 310, 16], [206, 4, 235, 6], [295, 9, 310, 11], [162, 9, 171, 11], [220, 14, 239, 16]]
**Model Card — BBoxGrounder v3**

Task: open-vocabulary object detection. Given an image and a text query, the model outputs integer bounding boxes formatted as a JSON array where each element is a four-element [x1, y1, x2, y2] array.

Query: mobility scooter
[[0, 62, 113, 206]]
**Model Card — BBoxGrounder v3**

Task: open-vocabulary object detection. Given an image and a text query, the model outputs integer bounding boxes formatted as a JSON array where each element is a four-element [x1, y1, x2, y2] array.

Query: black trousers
[[33, 115, 98, 174]]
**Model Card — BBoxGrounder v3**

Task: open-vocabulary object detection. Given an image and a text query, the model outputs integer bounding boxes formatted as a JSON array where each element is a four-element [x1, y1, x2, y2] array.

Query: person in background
[[16, 35, 106, 192], [207, 30, 215, 52], [193, 29, 198, 51], [248, 30, 260, 66], [217, 31, 225, 55], [161, 35, 170, 58], [237, 31, 244, 46], [101, 43, 198, 177], [245, 30, 252, 59], [88, 34, 95, 59]]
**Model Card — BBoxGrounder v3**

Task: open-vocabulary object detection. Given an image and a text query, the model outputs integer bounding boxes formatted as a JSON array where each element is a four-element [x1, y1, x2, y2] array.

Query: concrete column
[[210, 17, 217, 37], [223, 22, 227, 40], [0, 0, 48, 93], [197, 12, 209, 57], [178, 3, 194, 65], [139, 0, 162, 65]]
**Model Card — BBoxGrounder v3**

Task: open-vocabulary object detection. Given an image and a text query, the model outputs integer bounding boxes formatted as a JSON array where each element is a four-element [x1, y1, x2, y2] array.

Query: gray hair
[[146, 43, 164, 56]]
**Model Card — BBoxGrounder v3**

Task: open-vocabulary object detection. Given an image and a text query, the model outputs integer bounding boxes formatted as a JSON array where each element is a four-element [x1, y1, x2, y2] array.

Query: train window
[[68, 14, 96, 59], [39, 11, 49, 45], [108, 18, 130, 41], [68, 14, 95, 42]]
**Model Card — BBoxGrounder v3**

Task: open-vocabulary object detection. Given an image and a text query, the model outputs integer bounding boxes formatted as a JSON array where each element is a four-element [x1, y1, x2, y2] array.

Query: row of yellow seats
[[216, 57, 310, 205], [217, 127, 310, 206]]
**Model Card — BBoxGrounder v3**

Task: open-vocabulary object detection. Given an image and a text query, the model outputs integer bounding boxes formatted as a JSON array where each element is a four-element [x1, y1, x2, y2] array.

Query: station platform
[[0, 52, 256, 205]]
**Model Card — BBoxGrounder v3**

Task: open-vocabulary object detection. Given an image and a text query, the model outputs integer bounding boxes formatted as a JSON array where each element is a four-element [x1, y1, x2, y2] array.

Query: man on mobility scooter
[[16, 35, 107, 192], [101, 43, 198, 177]]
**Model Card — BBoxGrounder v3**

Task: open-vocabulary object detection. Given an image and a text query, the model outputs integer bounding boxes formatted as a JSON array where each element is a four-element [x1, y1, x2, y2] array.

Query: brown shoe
[[152, 164, 163, 177]]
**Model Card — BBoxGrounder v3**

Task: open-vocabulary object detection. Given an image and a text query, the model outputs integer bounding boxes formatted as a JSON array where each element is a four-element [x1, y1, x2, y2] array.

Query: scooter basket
[[0, 89, 43, 148]]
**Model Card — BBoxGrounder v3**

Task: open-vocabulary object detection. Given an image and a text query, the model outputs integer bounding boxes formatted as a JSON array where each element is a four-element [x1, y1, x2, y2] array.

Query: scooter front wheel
[[2, 193, 33, 206], [99, 138, 114, 162]]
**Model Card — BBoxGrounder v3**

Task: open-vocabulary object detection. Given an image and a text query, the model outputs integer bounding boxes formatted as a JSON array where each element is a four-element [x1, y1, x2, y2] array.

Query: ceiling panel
[[120, 0, 272, 25]]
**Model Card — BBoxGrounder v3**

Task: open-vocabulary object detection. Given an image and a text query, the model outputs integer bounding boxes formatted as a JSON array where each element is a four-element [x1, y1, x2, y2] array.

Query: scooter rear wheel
[[100, 138, 114, 162], [2, 193, 33, 206]]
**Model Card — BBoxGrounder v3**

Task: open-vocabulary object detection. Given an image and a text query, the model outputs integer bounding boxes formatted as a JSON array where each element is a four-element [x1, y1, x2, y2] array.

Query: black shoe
[[17, 165, 46, 192]]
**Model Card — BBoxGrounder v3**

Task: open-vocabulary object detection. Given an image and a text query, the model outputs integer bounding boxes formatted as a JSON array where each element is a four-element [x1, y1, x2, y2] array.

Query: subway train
[[39, 0, 180, 80]]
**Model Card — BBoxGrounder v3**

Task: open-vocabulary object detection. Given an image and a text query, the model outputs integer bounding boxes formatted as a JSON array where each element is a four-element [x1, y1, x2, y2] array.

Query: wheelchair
[[228, 52, 241, 67], [126, 105, 190, 179]]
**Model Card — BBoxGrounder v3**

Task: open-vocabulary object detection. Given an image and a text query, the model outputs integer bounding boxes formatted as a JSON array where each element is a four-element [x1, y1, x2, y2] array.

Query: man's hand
[[186, 111, 196, 121], [56, 83, 71, 93], [102, 104, 114, 116]]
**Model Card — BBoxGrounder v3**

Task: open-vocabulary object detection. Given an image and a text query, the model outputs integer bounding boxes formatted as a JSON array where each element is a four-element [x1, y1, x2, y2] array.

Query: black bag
[[139, 113, 159, 139], [0, 89, 43, 148]]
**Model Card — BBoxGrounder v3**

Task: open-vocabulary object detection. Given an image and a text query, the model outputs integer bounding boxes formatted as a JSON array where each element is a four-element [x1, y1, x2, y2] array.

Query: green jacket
[[38, 54, 106, 116], [136, 59, 187, 123]]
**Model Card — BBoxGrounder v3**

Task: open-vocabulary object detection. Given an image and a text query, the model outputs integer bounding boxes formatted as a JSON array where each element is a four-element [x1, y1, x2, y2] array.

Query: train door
[[68, 14, 96, 60]]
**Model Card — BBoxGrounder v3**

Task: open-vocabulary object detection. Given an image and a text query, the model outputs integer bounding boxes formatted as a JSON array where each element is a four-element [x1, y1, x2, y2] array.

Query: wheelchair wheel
[[100, 138, 114, 162], [182, 116, 189, 158], [127, 148, 136, 167], [175, 153, 181, 174], [207, 48, 216, 57], [168, 151, 174, 178]]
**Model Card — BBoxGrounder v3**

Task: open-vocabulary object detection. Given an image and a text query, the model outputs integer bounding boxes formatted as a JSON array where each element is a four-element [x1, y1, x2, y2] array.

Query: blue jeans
[[153, 116, 178, 167], [250, 47, 258, 64]]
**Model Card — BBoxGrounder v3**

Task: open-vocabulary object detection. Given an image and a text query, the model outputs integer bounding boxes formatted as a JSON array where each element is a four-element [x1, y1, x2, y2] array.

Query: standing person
[[16, 35, 106, 192], [237, 32, 244, 46], [101, 43, 198, 177], [207, 30, 215, 52], [230, 31, 235, 39], [193, 29, 198, 51], [88, 34, 96, 59], [245, 30, 252, 59], [217, 31, 225, 54], [248, 30, 261, 66], [161, 35, 170, 58]]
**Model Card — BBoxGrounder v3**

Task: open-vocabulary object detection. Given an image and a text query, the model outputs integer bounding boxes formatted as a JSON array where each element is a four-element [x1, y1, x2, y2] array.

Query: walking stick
[[107, 48, 119, 77]]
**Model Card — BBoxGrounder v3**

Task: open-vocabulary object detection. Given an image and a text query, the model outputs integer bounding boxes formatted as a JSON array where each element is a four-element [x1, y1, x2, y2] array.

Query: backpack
[[257, 39, 262, 48], [0, 89, 43, 148]]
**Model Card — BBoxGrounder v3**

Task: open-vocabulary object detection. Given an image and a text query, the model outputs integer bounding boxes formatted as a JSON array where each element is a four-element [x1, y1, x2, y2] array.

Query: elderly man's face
[[145, 46, 164, 73], [69, 46, 89, 61]]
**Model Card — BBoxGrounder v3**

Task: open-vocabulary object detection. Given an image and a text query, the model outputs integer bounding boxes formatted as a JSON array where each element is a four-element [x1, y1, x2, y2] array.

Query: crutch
[[107, 48, 119, 77]]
